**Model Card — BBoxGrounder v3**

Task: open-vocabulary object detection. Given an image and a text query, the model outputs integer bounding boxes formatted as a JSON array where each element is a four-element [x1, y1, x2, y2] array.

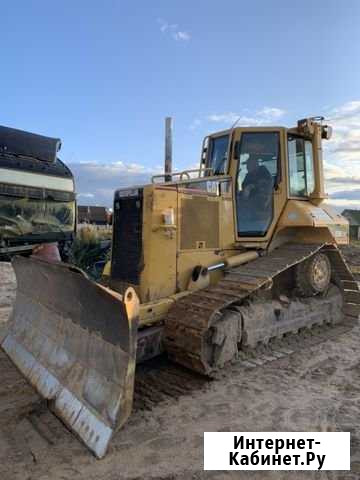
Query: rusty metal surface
[[1, 256, 138, 458], [164, 243, 360, 375], [136, 325, 163, 363]]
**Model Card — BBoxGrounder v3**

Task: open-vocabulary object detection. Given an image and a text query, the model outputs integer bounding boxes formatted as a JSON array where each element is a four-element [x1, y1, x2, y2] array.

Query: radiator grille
[[111, 190, 143, 284]]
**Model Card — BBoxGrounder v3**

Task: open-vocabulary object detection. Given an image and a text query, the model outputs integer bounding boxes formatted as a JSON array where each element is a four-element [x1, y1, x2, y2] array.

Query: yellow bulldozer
[[2, 117, 359, 458]]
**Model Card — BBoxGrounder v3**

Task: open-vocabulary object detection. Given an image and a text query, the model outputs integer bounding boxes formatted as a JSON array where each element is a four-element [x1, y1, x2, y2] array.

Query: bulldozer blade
[[1, 256, 139, 458]]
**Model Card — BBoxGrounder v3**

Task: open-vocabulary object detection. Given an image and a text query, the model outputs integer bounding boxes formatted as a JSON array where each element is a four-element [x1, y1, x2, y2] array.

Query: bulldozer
[[2, 117, 360, 458]]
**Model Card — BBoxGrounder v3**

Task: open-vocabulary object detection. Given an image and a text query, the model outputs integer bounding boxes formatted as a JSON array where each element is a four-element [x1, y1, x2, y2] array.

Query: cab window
[[288, 135, 315, 196], [206, 135, 229, 175]]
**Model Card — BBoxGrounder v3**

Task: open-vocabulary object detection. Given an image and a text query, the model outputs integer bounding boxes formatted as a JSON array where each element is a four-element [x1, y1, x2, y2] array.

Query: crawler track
[[133, 315, 357, 411], [164, 243, 360, 375]]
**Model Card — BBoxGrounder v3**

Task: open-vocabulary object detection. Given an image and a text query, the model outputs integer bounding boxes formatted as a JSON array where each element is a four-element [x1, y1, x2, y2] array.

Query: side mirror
[[321, 125, 332, 140]]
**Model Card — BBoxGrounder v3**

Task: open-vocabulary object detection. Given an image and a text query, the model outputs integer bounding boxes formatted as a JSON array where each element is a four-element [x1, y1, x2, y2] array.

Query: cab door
[[230, 128, 286, 244]]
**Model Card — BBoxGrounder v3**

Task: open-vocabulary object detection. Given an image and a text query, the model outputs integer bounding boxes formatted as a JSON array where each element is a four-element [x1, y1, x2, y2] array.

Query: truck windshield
[[0, 196, 75, 238]]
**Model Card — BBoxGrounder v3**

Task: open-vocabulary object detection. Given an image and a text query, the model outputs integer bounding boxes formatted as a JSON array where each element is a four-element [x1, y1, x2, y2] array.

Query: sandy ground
[[341, 245, 360, 268], [1, 260, 360, 480]]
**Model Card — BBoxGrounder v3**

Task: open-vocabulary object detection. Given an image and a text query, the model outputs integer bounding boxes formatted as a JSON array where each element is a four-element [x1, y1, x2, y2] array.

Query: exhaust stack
[[164, 117, 172, 182]]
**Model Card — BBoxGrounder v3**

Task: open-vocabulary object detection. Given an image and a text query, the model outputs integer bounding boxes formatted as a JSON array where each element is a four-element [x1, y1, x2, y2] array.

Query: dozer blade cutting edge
[[1, 256, 139, 458]]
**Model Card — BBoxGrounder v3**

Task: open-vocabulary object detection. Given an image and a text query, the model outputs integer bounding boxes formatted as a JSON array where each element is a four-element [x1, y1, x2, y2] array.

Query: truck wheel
[[295, 252, 331, 297]]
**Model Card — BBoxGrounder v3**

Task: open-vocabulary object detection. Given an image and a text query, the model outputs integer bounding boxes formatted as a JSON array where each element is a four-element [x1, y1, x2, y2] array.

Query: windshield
[[0, 195, 75, 238]]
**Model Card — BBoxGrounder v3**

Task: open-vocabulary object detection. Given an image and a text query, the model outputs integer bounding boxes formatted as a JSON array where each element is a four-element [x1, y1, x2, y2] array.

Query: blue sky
[[2, 1, 360, 207]]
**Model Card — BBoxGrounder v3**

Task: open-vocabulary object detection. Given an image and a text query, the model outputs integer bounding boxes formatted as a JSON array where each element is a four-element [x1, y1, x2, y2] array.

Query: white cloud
[[258, 107, 285, 121], [158, 19, 178, 33], [326, 199, 360, 211], [158, 18, 191, 42], [173, 31, 191, 41], [323, 100, 360, 210], [207, 112, 239, 124], [206, 107, 286, 127], [70, 161, 161, 206], [78, 193, 95, 199]]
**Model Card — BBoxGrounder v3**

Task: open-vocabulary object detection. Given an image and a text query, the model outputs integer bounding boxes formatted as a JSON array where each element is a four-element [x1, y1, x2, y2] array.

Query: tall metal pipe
[[165, 117, 173, 182]]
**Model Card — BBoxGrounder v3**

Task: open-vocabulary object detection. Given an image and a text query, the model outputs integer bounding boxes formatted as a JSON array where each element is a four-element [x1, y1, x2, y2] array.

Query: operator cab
[[203, 117, 332, 241]]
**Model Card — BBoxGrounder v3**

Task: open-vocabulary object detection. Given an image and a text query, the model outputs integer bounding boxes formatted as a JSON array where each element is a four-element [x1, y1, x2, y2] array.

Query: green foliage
[[69, 226, 111, 280]]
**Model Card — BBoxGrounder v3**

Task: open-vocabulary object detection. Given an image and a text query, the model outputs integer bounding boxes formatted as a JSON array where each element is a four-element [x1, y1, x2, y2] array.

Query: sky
[[2, 1, 360, 209]]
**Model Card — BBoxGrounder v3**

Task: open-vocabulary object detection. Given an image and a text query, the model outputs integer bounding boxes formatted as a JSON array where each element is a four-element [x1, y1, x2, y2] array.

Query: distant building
[[78, 205, 110, 226], [342, 209, 360, 240]]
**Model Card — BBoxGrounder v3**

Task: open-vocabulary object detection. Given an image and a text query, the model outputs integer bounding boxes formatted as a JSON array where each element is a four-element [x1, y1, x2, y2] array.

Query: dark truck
[[0, 125, 76, 260]]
